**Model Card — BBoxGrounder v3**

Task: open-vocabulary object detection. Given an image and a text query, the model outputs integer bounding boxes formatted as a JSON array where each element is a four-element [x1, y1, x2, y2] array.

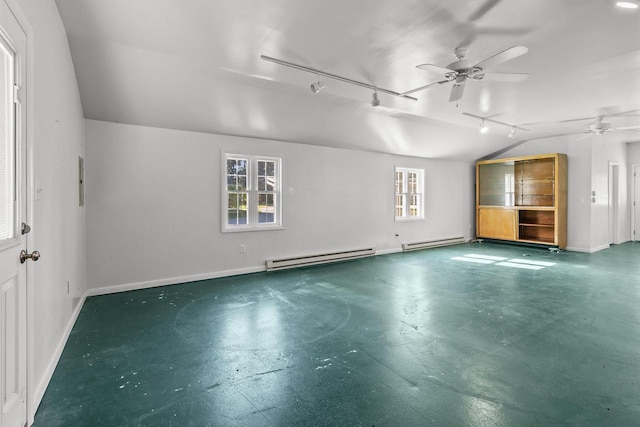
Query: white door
[[634, 165, 640, 241], [0, 2, 27, 427]]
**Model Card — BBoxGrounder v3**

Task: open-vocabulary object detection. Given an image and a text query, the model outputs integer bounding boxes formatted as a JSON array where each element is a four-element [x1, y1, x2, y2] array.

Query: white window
[[395, 167, 424, 220], [0, 36, 15, 242], [223, 154, 282, 231]]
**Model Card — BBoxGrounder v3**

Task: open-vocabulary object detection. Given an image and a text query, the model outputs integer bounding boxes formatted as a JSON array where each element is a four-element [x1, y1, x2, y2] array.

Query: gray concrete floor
[[34, 242, 640, 426]]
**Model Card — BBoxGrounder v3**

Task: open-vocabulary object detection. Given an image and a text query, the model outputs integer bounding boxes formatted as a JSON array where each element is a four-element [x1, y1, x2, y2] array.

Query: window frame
[[394, 166, 424, 221], [222, 153, 283, 232]]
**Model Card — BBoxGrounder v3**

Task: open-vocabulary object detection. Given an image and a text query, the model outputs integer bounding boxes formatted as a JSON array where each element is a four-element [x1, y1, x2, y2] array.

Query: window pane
[[0, 40, 14, 241], [408, 172, 417, 193], [395, 171, 404, 193], [236, 159, 247, 175], [258, 193, 275, 224], [226, 159, 237, 175], [228, 210, 238, 225], [237, 176, 247, 191], [266, 161, 275, 176], [228, 193, 237, 209], [257, 160, 276, 191], [265, 176, 276, 191], [238, 193, 247, 209], [237, 209, 248, 224], [409, 195, 420, 217], [395, 194, 406, 218], [226, 176, 236, 190]]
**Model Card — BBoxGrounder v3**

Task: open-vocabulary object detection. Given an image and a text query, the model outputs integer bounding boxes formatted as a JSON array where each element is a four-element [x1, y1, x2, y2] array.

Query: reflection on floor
[[452, 253, 556, 270], [34, 242, 640, 426]]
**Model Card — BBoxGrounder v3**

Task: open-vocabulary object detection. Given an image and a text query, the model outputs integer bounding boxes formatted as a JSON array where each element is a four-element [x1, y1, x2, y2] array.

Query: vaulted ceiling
[[55, 0, 640, 161]]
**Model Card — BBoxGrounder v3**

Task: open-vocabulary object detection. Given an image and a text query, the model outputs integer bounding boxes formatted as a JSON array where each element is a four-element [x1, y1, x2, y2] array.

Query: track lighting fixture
[[371, 91, 380, 107], [310, 75, 325, 94], [463, 112, 530, 137], [260, 55, 418, 102]]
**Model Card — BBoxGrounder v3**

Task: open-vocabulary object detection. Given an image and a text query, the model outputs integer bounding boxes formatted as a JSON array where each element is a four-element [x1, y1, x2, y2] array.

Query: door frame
[[608, 161, 620, 245], [632, 164, 640, 242], [3, 0, 34, 424]]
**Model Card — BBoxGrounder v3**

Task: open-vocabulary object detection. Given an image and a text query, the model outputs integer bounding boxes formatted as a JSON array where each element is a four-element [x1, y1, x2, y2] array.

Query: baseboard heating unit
[[402, 237, 465, 252], [266, 247, 376, 271]]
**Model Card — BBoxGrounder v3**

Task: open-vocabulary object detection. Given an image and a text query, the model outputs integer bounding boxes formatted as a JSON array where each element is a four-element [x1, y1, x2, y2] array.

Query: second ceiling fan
[[401, 45, 530, 103]]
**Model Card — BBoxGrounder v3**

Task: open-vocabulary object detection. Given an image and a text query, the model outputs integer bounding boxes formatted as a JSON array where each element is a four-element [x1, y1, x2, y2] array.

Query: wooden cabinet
[[476, 153, 567, 248]]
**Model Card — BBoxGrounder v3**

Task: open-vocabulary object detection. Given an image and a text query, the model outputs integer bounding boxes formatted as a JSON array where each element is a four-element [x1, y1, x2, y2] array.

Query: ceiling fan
[[401, 45, 529, 103], [582, 115, 640, 136]]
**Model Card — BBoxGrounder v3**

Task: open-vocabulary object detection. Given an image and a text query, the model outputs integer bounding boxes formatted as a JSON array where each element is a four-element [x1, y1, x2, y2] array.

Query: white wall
[[7, 0, 87, 423], [498, 134, 633, 252], [629, 141, 640, 163], [85, 119, 474, 292]]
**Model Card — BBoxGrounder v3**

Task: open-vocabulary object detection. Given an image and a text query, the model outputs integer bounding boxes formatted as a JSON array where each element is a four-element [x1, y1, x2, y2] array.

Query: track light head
[[310, 81, 325, 94], [371, 91, 380, 107], [508, 127, 516, 138], [479, 120, 489, 134]]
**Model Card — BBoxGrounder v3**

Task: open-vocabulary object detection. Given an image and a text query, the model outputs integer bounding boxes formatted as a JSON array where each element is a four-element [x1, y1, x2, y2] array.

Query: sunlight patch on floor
[[452, 254, 556, 270]]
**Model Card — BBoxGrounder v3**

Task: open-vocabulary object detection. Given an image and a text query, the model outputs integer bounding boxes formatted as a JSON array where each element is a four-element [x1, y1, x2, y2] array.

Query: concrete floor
[[34, 242, 640, 426]]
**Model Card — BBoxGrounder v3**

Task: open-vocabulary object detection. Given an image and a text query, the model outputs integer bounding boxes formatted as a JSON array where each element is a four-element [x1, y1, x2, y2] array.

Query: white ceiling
[[55, 0, 640, 161]]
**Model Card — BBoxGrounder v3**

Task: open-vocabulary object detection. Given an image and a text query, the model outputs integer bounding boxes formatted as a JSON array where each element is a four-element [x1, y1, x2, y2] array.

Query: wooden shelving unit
[[476, 153, 567, 249]]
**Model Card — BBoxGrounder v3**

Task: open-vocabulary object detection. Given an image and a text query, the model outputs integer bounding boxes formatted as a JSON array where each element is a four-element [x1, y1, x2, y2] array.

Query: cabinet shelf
[[476, 153, 567, 248]]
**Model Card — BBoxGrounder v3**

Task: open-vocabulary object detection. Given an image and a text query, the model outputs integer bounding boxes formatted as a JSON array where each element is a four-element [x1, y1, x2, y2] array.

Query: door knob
[[20, 250, 40, 264]]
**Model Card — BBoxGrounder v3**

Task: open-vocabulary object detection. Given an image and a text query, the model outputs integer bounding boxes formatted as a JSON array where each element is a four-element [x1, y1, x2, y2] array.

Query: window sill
[[221, 225, 285, 233], [395, 217, 425, 223]]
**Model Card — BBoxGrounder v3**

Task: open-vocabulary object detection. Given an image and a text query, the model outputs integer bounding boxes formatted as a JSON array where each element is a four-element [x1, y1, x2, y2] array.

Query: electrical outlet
[[239, 244, 246, 253]]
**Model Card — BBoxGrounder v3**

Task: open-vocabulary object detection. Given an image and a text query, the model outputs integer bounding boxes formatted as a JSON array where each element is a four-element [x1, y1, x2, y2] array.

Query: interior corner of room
[[1, 0, 639, 426]]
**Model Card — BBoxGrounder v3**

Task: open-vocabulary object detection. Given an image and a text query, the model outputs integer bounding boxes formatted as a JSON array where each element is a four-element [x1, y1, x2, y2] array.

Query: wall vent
[[402, 237, 465, 252], [266, 247, 375, 271]]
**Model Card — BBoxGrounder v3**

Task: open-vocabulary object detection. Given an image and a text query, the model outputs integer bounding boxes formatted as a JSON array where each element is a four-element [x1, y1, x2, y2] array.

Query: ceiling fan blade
[[416, 63, 457, 76], [556, 116, 595, 124], [481, 72, 530, 82], [474, 46, 528, 70], [468, 0, 502, 21], [400, 79, 451, 96], [609, 109, 640, 117], [449, 83, 465, 103]]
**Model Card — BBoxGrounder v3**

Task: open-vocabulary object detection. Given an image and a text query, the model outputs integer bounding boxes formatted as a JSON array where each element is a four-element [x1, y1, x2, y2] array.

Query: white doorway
[[633, 164, 640, 242], [0, 1, 27, 426], [608, 161, 620, 245]]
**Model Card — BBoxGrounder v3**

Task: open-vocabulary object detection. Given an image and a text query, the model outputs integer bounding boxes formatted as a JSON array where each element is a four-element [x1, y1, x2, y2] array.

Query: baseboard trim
[[86, 266, 267, 297], [375, 248, 403, 256], [31, 293, 87, 424], [565, 244, 610, 253]]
